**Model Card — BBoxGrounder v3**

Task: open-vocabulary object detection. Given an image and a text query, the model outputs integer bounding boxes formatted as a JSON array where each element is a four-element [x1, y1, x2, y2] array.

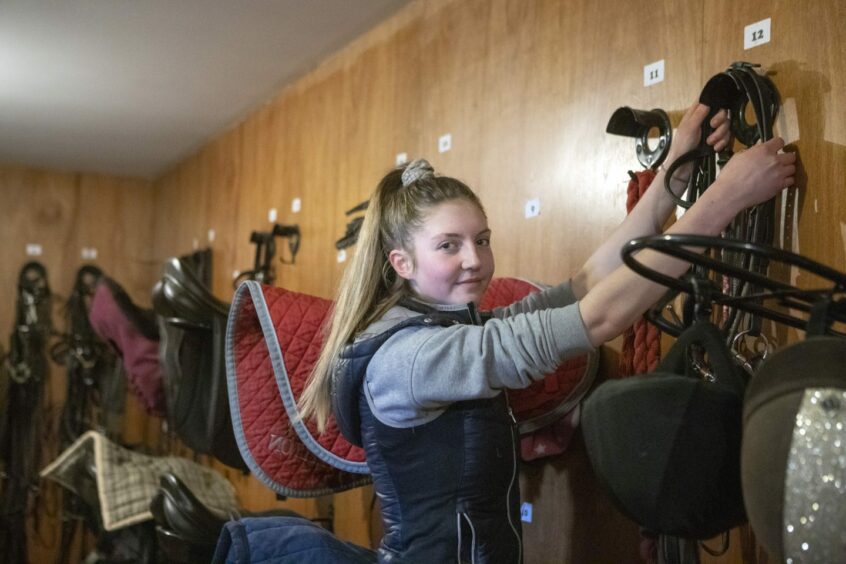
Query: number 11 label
[[643, 60, 664, 87], [744, 18, 771, 50]]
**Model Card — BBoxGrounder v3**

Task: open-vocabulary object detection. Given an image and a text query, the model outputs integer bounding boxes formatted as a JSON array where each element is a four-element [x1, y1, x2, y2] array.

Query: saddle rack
[[234, 223, 300, 288], [621, 234, 846, 337]]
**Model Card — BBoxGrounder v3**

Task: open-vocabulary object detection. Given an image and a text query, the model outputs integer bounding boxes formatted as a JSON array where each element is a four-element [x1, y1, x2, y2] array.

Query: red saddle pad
[[226, 282, 370, 497], [226, 278, 597, 497]]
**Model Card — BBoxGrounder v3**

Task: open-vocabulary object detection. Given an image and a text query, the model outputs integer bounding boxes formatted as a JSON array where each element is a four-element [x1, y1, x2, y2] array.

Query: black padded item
[[582, 320, 746, 539], [151, 472, 301, 564], [153, 257, 247, 470]]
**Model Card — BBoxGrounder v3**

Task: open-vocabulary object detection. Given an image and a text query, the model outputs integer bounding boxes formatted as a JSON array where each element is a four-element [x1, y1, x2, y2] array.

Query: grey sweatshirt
[[360, 281, 594, 428]]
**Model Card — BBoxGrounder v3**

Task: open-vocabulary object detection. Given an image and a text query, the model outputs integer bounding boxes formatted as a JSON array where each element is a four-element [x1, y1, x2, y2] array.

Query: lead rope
[[620, 169, 663, 377]]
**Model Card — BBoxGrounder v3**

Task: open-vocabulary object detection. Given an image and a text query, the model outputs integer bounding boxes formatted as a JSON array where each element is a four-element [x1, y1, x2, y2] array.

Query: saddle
[[153, 257, 247, 471], [149, 472, 301, 563], [226, 278, 598, 498]]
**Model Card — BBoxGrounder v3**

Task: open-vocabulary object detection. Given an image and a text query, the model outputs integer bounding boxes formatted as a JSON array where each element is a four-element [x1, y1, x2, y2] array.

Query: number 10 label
[[744, 18, 771, 50], [643, 60, 664, 87]]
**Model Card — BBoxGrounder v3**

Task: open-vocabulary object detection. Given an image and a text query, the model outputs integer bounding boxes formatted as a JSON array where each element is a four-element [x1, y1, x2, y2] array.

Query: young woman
[[299, 102, 796, 563]]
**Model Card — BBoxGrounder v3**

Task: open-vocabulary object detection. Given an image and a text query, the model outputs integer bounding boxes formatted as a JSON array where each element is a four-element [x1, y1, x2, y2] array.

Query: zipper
[[504, 395, 522, 563], [457, 512, 478, 563]]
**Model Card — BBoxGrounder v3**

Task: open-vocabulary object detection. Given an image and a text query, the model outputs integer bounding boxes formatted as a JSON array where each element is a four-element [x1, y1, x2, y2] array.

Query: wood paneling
[[4, 0, 842, 559]]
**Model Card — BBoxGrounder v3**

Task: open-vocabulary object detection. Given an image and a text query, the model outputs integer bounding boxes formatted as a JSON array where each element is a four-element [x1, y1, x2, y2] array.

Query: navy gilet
[[332, 301, 523, 563]]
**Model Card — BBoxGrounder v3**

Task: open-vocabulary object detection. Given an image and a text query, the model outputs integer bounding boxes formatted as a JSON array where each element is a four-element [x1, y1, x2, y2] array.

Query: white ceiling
[[0, 0, 410, 180]]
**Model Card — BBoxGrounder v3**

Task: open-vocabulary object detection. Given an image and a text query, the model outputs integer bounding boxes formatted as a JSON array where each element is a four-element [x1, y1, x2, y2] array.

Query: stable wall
[[152, 0, 846, 561], [82, 0, 846, 562]]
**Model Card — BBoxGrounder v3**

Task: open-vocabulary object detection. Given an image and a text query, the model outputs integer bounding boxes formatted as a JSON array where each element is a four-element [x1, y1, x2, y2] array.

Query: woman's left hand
[[666, 102, 731, 164]]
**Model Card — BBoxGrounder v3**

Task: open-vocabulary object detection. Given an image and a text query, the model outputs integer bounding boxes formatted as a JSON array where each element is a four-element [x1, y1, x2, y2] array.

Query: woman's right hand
[[713, 137, 797, 211]]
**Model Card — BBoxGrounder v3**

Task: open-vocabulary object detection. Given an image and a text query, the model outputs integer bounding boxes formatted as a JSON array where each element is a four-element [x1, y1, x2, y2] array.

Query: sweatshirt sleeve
[[364, 300, 592, 427], [491, 280, 577, 318]]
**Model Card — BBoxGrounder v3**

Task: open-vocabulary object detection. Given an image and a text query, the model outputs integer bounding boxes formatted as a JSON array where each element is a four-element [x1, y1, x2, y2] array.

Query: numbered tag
[[524, 198, 540, 219], [291, 198, 302, 213], [207, 229, 216, 243], [520, 502, 533, 523], [81, 247, 98, 260], [337, 249, 347, 263], [438, 133, 452, 153], [268, 207, 278, 222], [744, 18, 771, 50], [26, 243, 43, 257], [395, 152, 408, 166], [643, 60, 665, 87]]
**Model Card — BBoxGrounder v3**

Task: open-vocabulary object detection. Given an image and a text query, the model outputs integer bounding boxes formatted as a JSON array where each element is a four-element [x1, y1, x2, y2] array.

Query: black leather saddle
[[150, 472, 300, 563], [152, 258, 246, 470]]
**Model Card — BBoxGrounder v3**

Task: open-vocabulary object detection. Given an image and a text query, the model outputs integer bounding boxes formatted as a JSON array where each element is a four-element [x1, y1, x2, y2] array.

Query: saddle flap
[[226, 281, 370, 498], [153, 258, 246, 471]]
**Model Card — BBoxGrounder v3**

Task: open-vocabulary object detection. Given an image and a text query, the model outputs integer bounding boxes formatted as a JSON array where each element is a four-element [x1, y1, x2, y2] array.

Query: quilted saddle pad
[[227, 278, 597, 497], [226, 281, 370, 498], [40, 430, 238, 531]]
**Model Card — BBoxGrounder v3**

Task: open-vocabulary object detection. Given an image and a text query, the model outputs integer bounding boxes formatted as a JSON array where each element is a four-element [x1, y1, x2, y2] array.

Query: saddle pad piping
[[225, 283, 311, 497]]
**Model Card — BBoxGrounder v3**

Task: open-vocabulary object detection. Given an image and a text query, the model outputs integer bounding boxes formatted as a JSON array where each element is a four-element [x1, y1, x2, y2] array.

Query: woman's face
[[391, 199, 494, 305]]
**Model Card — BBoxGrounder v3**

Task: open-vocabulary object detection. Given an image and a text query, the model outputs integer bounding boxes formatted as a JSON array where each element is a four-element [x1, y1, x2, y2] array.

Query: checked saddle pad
[[226, 278, 597, 497]]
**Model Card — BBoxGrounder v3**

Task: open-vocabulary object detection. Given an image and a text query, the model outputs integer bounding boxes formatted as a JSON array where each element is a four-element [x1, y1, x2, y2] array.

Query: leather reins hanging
[[50, 265, 118, 563], [659, 62, 781, 346], [0, 262, 53, 564]]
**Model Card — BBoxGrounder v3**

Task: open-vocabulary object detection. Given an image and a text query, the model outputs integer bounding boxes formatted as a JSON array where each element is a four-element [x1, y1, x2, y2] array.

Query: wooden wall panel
[[148, 0, 846, 562]]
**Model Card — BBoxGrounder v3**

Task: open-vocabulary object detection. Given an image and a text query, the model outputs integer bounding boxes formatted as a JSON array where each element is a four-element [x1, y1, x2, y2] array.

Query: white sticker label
[[26, 243, 43, 256], [744, 18, 771, 50], [438, 133, 452, 153], [520, 502, 533, 523], [81, 247, 98, 260], [232, 269, 241, 280], [268, 208, 278, 222], [395, 152, 408, 166], [207, 229, 216, 243], [291, 198, 302, 213], [524, 198, 540, 219], [643, 59, 665, 87], [192, 237, 199, 250], [337, 249, 347, 263]]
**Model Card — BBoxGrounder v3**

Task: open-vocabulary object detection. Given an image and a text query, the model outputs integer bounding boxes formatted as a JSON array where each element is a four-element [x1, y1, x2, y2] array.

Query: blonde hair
[[298, 160, 485, 430]]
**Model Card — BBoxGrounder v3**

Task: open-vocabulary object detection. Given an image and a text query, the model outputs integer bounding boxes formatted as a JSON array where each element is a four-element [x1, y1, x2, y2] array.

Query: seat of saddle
[[226, 278, 596, 497]]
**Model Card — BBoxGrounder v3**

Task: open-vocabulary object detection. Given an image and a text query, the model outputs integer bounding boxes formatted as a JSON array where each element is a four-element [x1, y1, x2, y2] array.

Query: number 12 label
[[744, 18, 771, 50], [643, 60, 664, 87]]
